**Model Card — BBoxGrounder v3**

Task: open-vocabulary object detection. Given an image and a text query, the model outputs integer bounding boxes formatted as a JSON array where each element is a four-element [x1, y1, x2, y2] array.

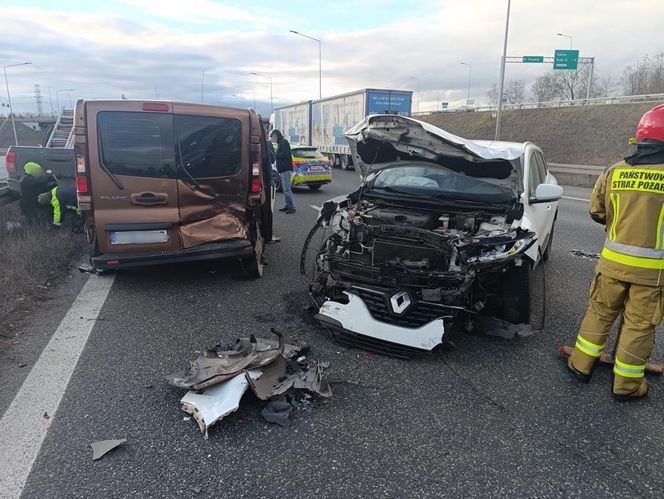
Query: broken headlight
[[464, 232, 535, 263]]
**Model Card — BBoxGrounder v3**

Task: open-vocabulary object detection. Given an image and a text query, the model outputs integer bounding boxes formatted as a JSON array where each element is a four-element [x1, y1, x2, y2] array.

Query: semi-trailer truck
[[273, 88, 412, 170]]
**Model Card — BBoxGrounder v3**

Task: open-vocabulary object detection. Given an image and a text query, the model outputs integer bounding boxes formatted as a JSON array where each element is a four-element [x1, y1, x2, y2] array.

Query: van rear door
[[172, 104, 250, 248], [88, 101, 181, 255]]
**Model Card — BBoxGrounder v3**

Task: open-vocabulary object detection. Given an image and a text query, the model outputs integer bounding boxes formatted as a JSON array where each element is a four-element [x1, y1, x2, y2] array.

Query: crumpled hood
[[345, 114, 525, 181]]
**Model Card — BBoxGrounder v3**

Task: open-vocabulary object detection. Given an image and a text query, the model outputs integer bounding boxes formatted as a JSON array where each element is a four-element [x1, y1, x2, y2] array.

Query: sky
[[0, 0, 662, 116]]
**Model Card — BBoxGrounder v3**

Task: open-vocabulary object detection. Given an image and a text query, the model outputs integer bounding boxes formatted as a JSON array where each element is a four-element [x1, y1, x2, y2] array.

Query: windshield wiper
[[99, 161, 124, 190], [175, 137, 203, 191]]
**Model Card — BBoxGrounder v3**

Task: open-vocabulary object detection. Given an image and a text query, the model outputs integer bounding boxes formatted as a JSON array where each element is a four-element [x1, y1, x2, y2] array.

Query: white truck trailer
[[273, 88, 412, 169]]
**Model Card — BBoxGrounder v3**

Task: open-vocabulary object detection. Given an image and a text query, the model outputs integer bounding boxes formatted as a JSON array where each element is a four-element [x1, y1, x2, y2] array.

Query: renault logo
[[390, 291, 411, 314]]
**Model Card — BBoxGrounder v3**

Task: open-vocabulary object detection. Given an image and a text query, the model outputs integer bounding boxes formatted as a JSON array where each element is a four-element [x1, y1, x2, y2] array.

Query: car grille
[[350, 286, 450, 328]]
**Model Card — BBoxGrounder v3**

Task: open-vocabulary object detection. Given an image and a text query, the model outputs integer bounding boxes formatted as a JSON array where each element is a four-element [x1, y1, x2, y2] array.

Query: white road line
[[562, 195, 590, 202], [310, 204, 321, 211], [0, 273, 115, 499]]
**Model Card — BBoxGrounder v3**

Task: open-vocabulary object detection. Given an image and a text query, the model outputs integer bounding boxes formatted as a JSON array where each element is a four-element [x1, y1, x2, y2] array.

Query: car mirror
[[531, 183, 563, 204]]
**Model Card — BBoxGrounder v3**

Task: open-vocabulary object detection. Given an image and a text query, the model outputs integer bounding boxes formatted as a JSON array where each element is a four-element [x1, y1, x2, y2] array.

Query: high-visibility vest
[[592, 161, 664, 286]]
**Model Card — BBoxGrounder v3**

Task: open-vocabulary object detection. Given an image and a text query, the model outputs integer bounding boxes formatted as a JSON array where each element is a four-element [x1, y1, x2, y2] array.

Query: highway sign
[[554, 49, 579, 70], [523, 56, 544, 63], [442, 102, 448, 109]]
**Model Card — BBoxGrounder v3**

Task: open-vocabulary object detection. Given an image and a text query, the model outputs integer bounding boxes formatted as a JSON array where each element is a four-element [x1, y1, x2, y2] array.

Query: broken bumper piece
[[315, 292, 444, 357], [181, 370, 262, 438]]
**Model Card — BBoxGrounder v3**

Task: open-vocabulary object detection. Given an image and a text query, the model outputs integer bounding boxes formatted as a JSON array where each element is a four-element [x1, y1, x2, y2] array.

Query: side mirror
[[530, 183, 563, 204]]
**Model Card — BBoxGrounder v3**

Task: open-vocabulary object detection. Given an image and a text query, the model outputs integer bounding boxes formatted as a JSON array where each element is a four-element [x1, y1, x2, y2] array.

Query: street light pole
[[556, 32, 573, 49], [460, 62, 472, 101], [201, 69, 205, 103], [495, 0, 511, 141], [411, 76, 420, 113], [250, 72, 273, 113], [289, 30, 322, 99], [3, 62, 31, 146]]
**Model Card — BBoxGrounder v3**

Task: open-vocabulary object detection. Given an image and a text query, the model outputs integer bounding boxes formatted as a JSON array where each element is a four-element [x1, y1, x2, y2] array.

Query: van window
[[175, 116, 242, 178], [98, 112, 176, 179]]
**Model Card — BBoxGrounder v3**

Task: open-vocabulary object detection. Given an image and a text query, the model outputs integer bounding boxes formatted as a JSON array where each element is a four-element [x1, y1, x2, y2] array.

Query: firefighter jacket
[[590, 160, 664, 287]]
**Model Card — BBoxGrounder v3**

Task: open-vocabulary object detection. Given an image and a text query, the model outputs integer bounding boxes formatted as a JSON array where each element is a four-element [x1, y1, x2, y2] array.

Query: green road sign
[[554, 49, 579, 70], [523, 56, 544, 63], [442, 101, 448, 109]]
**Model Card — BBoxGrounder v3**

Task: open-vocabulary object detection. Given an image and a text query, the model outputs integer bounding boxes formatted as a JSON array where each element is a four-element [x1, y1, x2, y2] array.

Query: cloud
[[1, 1, 663, 116]]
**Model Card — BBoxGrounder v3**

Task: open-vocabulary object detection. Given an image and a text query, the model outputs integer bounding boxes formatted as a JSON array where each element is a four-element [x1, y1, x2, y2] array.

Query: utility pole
[[34, 84, 44, 116], [495, 0, 511, 141]]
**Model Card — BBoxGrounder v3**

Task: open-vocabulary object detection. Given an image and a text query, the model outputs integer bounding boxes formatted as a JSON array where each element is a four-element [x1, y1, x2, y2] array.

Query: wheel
[[308, 185, 322, 191], [502, 262, 531, 324], [272, 170, 282, 193], [339, 155, 350, 170], [542, 222, 555, 262]]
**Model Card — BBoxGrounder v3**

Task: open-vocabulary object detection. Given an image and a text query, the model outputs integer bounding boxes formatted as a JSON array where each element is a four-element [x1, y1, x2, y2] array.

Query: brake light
[[75, 154, 89, 195], [5, 150, 15, 174], [143, 103, 169, 112], [292, 160, 304, 168], [250, 162, 262, 194]]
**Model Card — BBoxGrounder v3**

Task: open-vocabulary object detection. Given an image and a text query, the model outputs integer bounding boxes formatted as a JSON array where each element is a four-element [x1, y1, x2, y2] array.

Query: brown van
[[73, 100, 273, 274]]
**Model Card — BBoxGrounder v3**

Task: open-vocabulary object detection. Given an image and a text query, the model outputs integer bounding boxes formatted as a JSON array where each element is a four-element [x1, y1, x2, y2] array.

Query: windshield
[[368, 163, 516, 202]]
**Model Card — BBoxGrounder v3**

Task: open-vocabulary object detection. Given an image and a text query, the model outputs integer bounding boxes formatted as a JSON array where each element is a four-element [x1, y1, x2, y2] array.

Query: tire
[[542, 222, 555, 262], [308, 185, 322, 191], [340, 155, 350, 170], [502, 262, 531, 324], [272, 171, 282, 193]]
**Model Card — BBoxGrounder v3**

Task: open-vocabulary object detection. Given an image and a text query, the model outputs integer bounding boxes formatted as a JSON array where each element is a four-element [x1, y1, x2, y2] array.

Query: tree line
[[488, 51, 664, 105]]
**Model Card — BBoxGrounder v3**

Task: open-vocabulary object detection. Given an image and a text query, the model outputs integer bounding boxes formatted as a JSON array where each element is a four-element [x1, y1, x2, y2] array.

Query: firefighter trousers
[[569, 273, 664, 395]]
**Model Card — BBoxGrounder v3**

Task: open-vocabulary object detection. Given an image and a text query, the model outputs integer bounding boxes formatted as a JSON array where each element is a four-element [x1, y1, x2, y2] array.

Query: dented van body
[[73, 100, 272, 272]]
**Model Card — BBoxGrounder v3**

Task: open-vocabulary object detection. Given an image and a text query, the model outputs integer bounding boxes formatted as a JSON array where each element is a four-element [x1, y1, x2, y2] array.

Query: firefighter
[[567, 104, 664, 401], [37, 181, 79, 228]]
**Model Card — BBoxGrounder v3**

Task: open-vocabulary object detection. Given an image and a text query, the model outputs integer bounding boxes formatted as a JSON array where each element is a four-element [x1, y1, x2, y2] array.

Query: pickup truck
[[5, 146, 75, 197]]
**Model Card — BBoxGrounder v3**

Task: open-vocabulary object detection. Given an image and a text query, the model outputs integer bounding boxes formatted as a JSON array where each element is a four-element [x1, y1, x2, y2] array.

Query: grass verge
[[0, 202, 86, 323]]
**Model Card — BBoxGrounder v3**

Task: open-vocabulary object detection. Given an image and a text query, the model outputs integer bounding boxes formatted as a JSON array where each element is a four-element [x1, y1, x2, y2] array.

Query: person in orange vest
[[567, 104, 664, 401]]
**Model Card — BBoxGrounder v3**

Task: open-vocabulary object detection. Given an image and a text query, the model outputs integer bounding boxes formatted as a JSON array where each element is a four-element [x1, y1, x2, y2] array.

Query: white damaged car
[[301, 114, 562, 357]]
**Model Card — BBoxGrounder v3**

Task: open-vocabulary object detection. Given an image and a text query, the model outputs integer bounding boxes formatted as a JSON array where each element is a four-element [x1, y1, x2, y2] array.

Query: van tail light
[[75, 153, 92, 206], [250, 162, 262, 194], [5, 149, 16, 174]]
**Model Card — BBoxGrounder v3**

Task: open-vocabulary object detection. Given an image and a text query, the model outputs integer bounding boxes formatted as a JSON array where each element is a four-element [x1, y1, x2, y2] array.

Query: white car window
[[528, 152, 544, 197]]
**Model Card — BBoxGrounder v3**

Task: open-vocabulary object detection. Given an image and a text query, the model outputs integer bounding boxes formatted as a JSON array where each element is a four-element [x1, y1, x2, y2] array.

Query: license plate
[[110, 230, 169, 245], [309, 165, 325, 171]]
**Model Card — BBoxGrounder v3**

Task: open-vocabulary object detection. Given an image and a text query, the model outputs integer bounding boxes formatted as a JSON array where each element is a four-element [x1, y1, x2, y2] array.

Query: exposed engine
[[304, 196, 535, 348]]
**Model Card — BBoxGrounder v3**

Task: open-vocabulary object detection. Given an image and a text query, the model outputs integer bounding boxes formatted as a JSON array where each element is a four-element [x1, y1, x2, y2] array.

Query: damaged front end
[[303, 196, 535, 357], [302, 114, 539, 357]]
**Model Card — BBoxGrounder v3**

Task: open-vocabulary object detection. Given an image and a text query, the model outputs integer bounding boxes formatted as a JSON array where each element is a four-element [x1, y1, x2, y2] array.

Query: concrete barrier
[[549, 163, 605, 188]]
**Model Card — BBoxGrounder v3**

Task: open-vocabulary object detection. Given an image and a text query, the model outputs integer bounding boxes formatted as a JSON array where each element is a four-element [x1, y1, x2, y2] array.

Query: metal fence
[[412, 93, 664, 117]]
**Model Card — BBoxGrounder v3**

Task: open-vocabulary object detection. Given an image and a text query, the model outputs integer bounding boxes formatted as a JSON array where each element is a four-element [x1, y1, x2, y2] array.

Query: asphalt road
[[2, 170, 664, 498]]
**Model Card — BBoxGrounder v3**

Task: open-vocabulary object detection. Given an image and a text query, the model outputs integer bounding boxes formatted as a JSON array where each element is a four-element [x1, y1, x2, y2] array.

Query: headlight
[[466, 235, 534, 263]]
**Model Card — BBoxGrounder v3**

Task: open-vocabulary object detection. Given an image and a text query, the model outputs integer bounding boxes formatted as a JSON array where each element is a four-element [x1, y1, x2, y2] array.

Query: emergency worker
[[37, 181, 79, 228], [18, 162, 53, 223], [567, 104, 664, 401]]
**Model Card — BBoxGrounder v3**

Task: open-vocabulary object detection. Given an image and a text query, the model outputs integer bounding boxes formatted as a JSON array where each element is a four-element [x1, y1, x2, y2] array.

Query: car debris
[[181, 370, 262, 437], [261, 399, 293, 427], [570, 249, 600, 260], [90, 439, 127, 461], [168, 330, 331, 437]]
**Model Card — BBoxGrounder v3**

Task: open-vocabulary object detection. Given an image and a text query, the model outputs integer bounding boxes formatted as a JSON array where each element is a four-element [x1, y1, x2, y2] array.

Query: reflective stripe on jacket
[[591, 161, 664, 286]]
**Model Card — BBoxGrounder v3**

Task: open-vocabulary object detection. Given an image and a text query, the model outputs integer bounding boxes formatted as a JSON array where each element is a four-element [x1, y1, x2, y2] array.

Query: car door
[[89, 101, 182, 255], [172, 104, 250, 248], [524, 148, 554, 256]]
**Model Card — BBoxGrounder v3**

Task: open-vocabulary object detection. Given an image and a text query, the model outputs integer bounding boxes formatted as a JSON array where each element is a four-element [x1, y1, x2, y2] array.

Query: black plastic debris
[[261, 399, 293, 427]]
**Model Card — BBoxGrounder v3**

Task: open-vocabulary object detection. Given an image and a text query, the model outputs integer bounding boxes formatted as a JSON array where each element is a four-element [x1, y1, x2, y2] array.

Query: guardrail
[[548, 163, 604, 188], [413, 93, 664, 116]]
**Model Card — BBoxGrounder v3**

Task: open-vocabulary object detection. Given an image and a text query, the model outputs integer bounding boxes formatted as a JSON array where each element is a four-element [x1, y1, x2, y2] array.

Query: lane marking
[[562, 195, 590, 202], [310, 204, 321, 211], [0, 273, 115, 498]]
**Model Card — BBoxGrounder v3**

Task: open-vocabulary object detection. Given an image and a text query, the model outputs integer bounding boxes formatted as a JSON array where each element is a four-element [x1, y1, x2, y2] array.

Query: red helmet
[[636, 104, 664, 143]]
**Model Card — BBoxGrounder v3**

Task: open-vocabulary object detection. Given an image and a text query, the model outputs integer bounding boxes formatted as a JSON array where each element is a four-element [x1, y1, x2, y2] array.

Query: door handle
[[131, 192, 168, 206]]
